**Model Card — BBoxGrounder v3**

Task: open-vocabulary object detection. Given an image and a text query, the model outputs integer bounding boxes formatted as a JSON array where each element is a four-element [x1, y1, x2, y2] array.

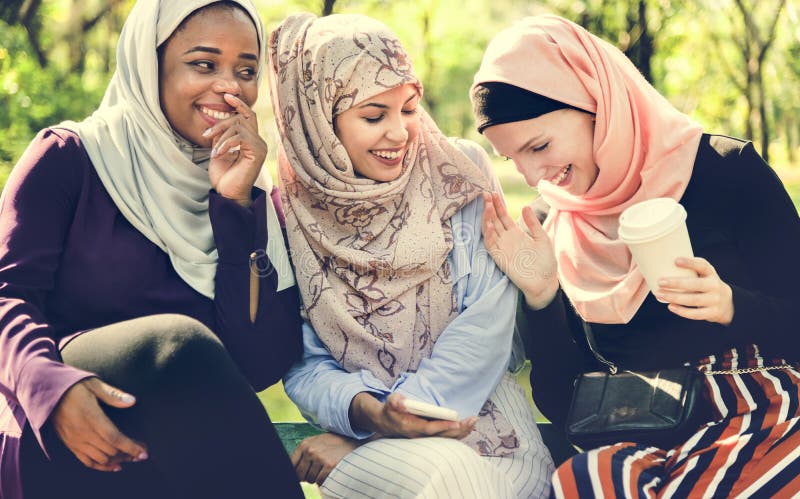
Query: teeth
[[200, 106, 233, 120], [372, 150, 401, 160], [553, 165, 571, 185]]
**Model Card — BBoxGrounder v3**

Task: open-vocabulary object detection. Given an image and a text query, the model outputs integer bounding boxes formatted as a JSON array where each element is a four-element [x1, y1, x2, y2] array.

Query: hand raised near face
[[204, 93, 268, 207], [481, 192, 559, 309]]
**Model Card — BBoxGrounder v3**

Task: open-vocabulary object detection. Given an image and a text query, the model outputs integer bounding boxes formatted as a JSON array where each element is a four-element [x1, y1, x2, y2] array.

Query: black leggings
[[19, 314, 302, 499]]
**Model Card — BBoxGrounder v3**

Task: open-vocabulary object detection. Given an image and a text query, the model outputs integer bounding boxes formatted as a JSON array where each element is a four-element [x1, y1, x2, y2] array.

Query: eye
[[532, 142, 549, 153], [402, 107, 417, 116], [239, 67, 257, 80], [363, 115, 384, 124], [190, 60, 214, 72]]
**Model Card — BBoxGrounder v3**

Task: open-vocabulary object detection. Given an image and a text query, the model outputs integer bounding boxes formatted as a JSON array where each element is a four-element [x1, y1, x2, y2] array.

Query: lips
[[199, 106, 234, 120], [369, 148, 405, 165], [371, 149, 401, 160], [548, 165, 572, 186]]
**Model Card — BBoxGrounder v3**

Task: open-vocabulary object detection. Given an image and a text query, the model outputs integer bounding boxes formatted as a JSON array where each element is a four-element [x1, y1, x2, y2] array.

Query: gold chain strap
[[704, 364, 794, 376]]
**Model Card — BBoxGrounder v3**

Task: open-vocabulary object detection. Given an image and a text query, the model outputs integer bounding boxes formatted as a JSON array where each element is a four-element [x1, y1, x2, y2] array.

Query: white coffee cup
[[618, 198, 696, 302]]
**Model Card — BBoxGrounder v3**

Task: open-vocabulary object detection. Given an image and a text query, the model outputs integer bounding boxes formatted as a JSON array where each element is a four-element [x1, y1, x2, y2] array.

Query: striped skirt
[[553, 346, 800, 498], [321, 373, 555, 498]]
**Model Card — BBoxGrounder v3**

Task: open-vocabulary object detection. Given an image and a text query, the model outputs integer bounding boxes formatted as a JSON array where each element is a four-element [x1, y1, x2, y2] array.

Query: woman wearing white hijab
[[0, 1, 302, 498]]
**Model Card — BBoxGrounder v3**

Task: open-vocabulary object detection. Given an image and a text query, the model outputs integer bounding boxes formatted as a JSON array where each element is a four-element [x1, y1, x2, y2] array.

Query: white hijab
[[57, 0, 293, 298]]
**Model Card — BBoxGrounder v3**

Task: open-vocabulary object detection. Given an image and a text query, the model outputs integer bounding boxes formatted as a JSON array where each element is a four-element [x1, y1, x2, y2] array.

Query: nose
[[513, 156, 547, 187], [385, 114, 410, 144], [212, 75, 242, 96]]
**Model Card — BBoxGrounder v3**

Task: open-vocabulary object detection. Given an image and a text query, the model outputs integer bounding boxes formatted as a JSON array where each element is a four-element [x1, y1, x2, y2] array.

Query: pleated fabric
[[553, 345, 800, 498]]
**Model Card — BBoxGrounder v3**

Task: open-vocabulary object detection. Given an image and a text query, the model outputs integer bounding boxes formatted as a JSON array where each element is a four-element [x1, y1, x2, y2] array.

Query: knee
[[414, 439, 511, 497], [133, 314, 226, 379]]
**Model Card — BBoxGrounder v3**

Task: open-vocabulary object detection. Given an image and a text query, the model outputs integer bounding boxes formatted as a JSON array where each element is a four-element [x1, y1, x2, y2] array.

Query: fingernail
[[113, 466, 122, 472], [211, 148, 218, 158], [658, 278, 668, 285], [676, 257, 686, 264], [120, 393, 135, 404], [202, 128, 212, 137], [134, 451, 148, 462]]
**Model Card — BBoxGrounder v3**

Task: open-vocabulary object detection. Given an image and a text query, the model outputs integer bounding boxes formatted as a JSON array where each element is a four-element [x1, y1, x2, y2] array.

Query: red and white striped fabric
[[553, 345, 800, 498]]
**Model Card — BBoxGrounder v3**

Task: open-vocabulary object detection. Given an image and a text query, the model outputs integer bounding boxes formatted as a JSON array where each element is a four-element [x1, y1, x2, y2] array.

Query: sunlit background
[[2, 1, 799, 496]]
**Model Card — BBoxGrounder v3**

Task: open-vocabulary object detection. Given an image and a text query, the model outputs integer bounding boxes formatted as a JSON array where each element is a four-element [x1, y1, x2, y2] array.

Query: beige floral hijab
[[270, 13, 518, 456]]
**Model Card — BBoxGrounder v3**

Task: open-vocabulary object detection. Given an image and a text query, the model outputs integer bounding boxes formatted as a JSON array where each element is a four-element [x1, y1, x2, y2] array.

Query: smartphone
[[403, 399, 459, 421]]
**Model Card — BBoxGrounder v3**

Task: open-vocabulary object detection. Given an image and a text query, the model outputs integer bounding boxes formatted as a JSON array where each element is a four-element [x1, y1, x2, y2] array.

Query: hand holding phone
[[402, 399, 459, 422]]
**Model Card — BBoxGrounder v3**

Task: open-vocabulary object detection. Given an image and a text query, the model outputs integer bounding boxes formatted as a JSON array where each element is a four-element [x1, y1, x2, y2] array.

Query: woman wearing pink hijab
[[472, 14, 800, 498]]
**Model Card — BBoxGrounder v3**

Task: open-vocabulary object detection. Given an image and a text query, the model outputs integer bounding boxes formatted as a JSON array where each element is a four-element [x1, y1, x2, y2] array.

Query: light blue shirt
[[283, 140, 523, 439]]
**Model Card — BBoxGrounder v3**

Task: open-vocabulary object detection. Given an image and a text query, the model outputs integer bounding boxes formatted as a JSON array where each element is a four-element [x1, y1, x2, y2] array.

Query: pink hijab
[[472, 15, 703, 324]]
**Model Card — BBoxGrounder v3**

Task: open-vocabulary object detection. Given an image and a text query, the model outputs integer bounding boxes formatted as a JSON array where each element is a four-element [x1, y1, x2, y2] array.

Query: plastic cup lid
[[618, 198, 687, 243]]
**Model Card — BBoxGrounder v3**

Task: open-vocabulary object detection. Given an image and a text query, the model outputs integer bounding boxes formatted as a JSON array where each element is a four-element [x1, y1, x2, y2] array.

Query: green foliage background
[[2, 2, 799, 495]]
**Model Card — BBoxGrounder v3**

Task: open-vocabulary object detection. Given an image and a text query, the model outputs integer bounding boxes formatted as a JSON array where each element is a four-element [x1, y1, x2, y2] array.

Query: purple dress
[[0, 129, 302, 499]]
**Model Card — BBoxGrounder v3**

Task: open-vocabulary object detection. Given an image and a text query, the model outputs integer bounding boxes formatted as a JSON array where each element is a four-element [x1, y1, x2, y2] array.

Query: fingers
[[490, 192, 515, 231], [383, 394, 472, 438], [83, 379, 148, 462], [675, 256, 714, 277], [291, 449, 312, 483], [655, 257, 734, 325], [73, 448, 122, 473], [291, 434, 356, 485], [223, 92, 257, 127], [316, 464, 335, 486], [211, 130, 244, 158], [85, 378, 136, 408], [521, 205, 545, 238], [429, 416, 477, 439], [481, 194, 501, 246], [93, 422, 149, 464], [305, 461, 324, 484], [202, 93, 257, 142]]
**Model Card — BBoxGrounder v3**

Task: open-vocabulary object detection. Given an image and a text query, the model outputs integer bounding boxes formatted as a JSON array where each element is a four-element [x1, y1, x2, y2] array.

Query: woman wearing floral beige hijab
[[272, 12, 554, 499]]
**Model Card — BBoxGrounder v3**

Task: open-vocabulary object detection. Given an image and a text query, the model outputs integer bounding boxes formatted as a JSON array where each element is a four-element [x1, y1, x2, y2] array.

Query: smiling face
[[333, 83, 421, 183], [158, 5, 259, 148], [483, 109, 599, 196]]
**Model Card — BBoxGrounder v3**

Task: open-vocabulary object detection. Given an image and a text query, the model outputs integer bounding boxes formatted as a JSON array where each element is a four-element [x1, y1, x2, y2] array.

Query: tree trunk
[[637, 0, 653, 83], [756, 64, 769, 162], [17, 0, 47, 67], [420, 5, 437, 115], [322, 0, 336, 16], [732, 0, 788, 160]]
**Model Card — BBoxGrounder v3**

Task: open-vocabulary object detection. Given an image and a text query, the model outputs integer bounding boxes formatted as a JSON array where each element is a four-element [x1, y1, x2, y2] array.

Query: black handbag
[[564, 324, 709, 450]]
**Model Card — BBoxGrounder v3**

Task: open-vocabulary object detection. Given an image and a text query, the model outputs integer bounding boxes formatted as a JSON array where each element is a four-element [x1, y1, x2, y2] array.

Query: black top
[[521, 134, 800, 426]]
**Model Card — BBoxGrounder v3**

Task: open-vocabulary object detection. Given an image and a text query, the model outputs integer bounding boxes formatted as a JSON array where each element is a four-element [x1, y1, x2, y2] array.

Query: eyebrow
[[183, 46, 258, 61], [357, 93, 419, 110]]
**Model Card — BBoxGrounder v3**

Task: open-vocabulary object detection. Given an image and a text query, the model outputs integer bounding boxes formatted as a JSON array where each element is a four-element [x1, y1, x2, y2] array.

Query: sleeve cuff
[[727, 284, 767, 344], [328, 372, 388, 440], [209, 188, 266, 263], [16, 356, 94, 456]]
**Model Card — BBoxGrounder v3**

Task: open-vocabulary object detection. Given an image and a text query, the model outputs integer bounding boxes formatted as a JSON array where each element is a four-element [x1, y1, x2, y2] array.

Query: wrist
[[224, 195, 252, 208], [719, 283, 734, 326], [349, 392, 381, 434], [522, 279, 559, 310]]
